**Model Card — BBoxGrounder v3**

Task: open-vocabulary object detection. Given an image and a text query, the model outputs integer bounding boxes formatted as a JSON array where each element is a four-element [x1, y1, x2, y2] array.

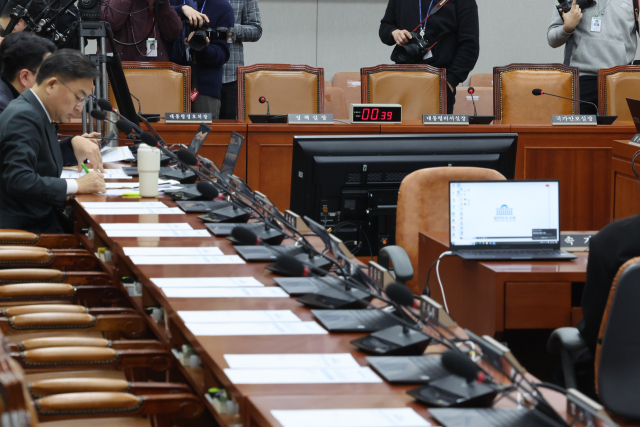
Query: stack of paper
[[271, 409, 430, 427], [81, 202, 185, 216], [61, 169, 131, 179], [102, 223, 210, 237], [121, 246, 245, 266], [151, 277, 263, 288], [185, 321, 327, 336], [99, 146, 134, 163], [162, 287, 286, 298]]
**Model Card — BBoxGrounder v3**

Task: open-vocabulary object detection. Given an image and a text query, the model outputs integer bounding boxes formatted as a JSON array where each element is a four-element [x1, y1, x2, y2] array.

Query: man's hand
[[562, 0, 583, 34], [81, 131, 102, 145], [184, 31, 210, 49], [392, 29, 413, 46], [76, 171, 106, 194], [182, 5, 209, 28], [71, 135, 104, 173]]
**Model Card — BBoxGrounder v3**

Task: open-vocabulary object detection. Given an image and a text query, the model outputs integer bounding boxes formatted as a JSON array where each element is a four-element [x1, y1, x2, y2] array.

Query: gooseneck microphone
[[385, 283, 420, 309], [532, 88, 599, 114], [467, 87, 478, 117], [441, 350, 494, 384], [115, 120, 140, 141], [196, 182, 221, 201], [97, 98, 144, 135], [259, 96, 270, 115]]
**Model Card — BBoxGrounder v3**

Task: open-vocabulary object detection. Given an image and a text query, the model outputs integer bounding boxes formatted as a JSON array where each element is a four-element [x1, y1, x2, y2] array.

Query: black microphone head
[[115, 119, 133, 135], [532, 89, 543, 96], [259, 96, 266, 104], [196, 182, 219, 200], [441, 350, 481, 383], [176, 148, 198, 166], [386, 283, 415, 307], [97, 98, 113, 111], [231, 227, 259, 246], [275, 254, 309, 277], [139, 131, 158, 147], [90, 109, 106, 120], [468, 87, 475, 95]]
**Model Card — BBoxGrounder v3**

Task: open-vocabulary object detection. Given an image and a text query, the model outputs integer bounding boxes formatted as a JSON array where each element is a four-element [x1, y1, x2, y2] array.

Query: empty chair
[[333, 72, 362, 108], [598, 65, 640, 121], [325, 80, 332, 88], [324, 87, 349, 120], [469, 73, 493, 87], [453, 87, 493, 116]]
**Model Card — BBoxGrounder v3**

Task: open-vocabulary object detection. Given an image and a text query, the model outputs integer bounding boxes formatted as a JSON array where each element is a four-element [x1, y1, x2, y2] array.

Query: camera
[[556, 0, 594, 15], [188, 25, 236, 51], [77, 0, 102, 21], [390, 32, 430, 64]]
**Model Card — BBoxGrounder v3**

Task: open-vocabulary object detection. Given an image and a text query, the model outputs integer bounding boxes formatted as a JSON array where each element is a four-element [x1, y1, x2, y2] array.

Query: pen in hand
[[81, 163, 90, 174]]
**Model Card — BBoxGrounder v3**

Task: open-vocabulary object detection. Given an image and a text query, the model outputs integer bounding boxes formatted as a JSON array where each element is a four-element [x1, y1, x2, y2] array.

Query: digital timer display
[[351, 104, 402, 123]]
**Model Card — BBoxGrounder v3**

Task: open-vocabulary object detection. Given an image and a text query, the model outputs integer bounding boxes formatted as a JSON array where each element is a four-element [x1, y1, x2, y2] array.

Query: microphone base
[[248, 114, 287, 124], [265, 253, 333, 276], [227, 226, 285, 246], [197, 206, 251, 223], [407, 375, 498, 408], [596, 115, 617, 125], [468, 115, 495, 125], [296, 286, 370, 309], [350, 325, 431, 356]]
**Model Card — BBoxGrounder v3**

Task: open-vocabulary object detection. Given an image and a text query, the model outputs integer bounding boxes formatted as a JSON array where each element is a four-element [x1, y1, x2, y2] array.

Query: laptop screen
[[449, 181, 560, 249], [187, 124, 212, 155], [220, 131, 244, 179]]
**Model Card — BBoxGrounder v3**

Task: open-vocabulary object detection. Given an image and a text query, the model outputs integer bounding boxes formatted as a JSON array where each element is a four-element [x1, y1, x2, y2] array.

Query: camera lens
[[396, 44, 421, 64], [189, 29, 208, 51]]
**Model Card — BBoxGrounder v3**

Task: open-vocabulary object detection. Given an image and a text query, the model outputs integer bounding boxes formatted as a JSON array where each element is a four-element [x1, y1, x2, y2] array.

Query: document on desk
[[151, 277, 263, 288], [271, 408, 430, 427], [101, 223, 193, 230], [224, 353, 360, 369], [106, 229, 211, 237], [61, 169, 131, 179], [162, 287, 286, 298], [86, 208, 185, 216], [124, 247, 223, 256], [186, 321, 328, 336], [82, 202, 168, 209], [224, 367, 382, 384], [178, 310, 300, 324], [102, 187, 185, 196], [99, 146, 134, 163], [130, 255, 243, 265]]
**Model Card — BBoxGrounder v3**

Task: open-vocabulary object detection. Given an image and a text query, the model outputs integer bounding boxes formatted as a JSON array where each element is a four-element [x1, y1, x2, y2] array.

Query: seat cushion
[[367, 71, 441, 120], [604, 71, 640, 120]]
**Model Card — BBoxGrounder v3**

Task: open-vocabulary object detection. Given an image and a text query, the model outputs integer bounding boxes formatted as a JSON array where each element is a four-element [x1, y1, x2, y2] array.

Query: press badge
[[147, 38, 158, 57], [591, 17, 602, 32], [423, 50, 433, 60]]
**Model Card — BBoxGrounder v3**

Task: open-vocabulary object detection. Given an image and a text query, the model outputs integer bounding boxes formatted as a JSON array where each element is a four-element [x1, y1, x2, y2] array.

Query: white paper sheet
[[105, 179, 180, 189], [224, 354, 360, 370], [271, 409, 430, 427], [99, 146, 134, 163], [224, 367, 382, 384], [62, 169, 131, 179], [178, 310, 300, 324], [86, 208, 185, 216], [124, 247, 222, 256], [106, 230, 211, 237], [101, 223, 193, 230], [151, 277, 263, 288], [101, 187, 185, 196], [186, 321, 328, 336], [162, 287, 286, 298], [130, 255, 243, 265], [82, 202, 167, 209]]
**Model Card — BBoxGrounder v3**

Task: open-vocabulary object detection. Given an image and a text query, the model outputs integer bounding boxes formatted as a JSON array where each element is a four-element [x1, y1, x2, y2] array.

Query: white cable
[[436, 251, 453, 313]]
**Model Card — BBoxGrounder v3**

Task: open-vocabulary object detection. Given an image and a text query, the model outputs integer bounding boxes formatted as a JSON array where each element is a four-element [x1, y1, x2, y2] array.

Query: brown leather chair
[[0, 230, 78, 249], [469, 73, 493, 87], [324, 87, 349, 120], [598, 65, 640, 121], [325, 80, 332, 88], [237, 64, 324, 122], [0, 248, 99, 271], [361, 64, 446, 121], [493, 64, 579, 124], [396, 167, 506, 294], [108, 61, 191, 116], [453, 87, 493, 117], [0, 269, 111, 287], [333, 72, 362, 108]]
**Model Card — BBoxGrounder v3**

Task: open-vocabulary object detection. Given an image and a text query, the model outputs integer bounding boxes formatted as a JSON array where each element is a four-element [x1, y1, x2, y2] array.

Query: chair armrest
[[0, 270, 111, 286], [0, 284, 125, 304], [11, 337, 164, 351], [35, 392, 204, 421], [1, 305, 136, 317], [33, 234, 80, 249], [1, 312, 146, 337], [0, 246, 49, 253], [0, 230, 79, 248], [28, 378, 192, 397], [0, 230, 39, 244], [0, 250, 54, 265], [547, 327, 588, 353]]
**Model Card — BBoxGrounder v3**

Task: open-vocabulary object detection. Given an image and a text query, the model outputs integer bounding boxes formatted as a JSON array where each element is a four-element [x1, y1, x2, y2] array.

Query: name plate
[[551, 115, 597, 125], [165, 113, 213, 123], [423, 114, 469, 125], [288, 114, 334, 124], [560, 231, 596, 252]]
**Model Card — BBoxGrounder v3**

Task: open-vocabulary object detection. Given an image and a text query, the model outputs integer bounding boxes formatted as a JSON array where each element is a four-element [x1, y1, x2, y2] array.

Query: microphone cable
[[632, 150, 640, 179]]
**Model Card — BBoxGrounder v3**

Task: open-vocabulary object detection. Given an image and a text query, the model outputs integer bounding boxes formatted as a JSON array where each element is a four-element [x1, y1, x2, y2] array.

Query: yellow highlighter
[[81, 164, 90, 174]]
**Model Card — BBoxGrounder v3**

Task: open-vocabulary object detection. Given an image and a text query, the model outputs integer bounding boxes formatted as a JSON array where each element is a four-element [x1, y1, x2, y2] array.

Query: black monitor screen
[[188, 124, 212, 155]]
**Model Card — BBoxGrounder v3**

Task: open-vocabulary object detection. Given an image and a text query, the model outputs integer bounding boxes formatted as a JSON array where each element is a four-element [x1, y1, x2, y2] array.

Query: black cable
[[330, 221, 373, 259], [533, 382, 568, 394], [632, 150, 640, 179], [114, 15, 155, 46], [423, 259, 438, 297]]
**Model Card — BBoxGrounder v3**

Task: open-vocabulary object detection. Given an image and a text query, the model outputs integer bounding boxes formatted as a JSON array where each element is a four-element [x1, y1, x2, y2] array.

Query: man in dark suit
[[0, 49, 106, 233]]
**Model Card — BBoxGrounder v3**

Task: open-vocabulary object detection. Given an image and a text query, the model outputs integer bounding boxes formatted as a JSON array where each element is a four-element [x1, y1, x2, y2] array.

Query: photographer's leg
[[447, 84, 456, 114], [193, 94, 222, 119], [579, 75, 598, 115]]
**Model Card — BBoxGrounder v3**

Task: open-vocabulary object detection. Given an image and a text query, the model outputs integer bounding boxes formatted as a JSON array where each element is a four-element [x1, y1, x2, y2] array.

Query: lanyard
[[595, 0, 613, 16], [200, 0, 207, 13], [413, 0, 451, 32], [419, 0, 435, 35]]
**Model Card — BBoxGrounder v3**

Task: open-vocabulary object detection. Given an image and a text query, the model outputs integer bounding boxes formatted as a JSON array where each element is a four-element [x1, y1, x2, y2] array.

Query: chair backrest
[[396, 167, 506, 293], [107, 61, 191, 116], [597, 259, 640, 417], [361, 64, 446, 120], [598, 66, 640, 121], [325, 80, 332, 88], [333, 72, 362, 107], [453, 87, 493, 116], [237, 64, 324, 122], [324, 87, 348, 120], [469, 73, 494, 87], [493, 64, 579, 124]]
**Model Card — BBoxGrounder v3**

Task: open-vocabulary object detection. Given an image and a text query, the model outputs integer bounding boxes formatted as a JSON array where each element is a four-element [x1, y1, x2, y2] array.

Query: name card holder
[[368, 261, 395, 290], [629, 133, 640, 146], [551, 115, 597, 125], [419, 295, 457, 328], [423, 114, 469, 125], [165, 112, 213, 124], [288, 114, 334, 124]]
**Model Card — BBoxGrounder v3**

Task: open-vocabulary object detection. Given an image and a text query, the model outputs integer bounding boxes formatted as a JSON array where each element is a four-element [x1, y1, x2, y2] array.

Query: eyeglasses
[[59, 80, 90, 107]]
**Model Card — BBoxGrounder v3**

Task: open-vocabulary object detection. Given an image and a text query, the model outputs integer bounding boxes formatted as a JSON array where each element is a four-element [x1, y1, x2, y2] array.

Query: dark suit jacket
[[0, 78, 18, 116], [0, 90, 68, 233]]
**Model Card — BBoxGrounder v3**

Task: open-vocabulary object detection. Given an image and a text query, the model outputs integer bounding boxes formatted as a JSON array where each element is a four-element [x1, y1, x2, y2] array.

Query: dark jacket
[[379, 0, 480, 87], [0, 78, 18, 116], [173, 0, 234, 100], [0, 90, 68, 233], [579, 213, 640, 354]]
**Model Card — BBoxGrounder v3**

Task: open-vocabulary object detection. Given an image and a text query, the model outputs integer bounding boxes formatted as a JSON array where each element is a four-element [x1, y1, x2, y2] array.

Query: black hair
[[0, 31, 55, 81], [35, 48, 98, 85], [1, 0, 47, 20]]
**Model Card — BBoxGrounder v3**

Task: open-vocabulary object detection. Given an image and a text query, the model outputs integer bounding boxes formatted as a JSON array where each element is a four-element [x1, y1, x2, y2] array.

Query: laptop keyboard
[[458, 249, 559, 256]]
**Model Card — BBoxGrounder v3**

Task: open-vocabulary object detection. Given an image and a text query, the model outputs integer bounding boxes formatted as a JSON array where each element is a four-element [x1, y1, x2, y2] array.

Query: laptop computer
[[219, 131, 244, 181], [449, 181, 576, 261]]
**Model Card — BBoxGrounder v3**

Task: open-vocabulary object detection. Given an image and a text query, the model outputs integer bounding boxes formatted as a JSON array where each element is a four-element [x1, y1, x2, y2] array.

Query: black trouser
[[579, 75, 599, 115], [447, 84, 455, 114], [219, 80, 238, 120]]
